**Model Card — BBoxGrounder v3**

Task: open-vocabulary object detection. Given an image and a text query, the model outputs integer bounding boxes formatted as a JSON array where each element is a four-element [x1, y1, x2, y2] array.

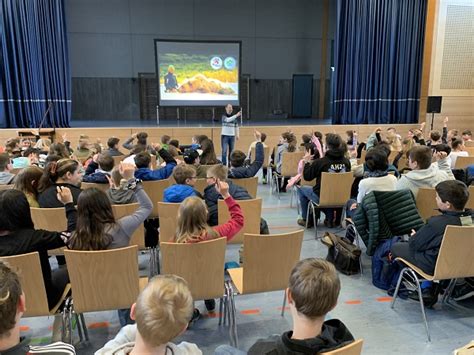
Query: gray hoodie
[[395, 162, 452, 197], [0, 171, 15, 185]]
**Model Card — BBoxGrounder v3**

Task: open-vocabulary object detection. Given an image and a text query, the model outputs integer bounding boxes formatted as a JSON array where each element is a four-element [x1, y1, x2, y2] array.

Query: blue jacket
[[228, 142, 264, 179], [135, 162, 176, 181], [83, 161, 110, 184], [163, 184, 198, 203]]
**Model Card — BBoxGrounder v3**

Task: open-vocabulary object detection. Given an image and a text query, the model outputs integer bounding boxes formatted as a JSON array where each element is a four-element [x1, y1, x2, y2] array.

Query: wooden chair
[[251, 145, 270, 168], [463, 147, 474, 156], [229, 176, 258, 198], [64, 246, 148, 342], [218, 198, 262, 244], [272, 151, 304, 198], [157, 202, 181, 243], [415, 187, 440, 221], [193, 178, 209, 195], [142, 179, 171, 218], [467, 186, 474, 210], [454, 156, 474, 169], [391, 226, 474, 341], [80, 182, 110, 192], [465, 141, 474, 147], [10, 167, 23, 174], [227, 231, 304, 345], [111, 203, 145, 249], [0, 184, 14, 191], [305, 172, 353, 238], [30, 207, 67, 255], [112, 155, 125, 166], [321, 339, 364, 355]]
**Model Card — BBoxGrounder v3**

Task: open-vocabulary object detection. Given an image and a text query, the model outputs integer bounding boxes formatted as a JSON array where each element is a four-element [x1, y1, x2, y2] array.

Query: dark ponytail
[[38, 159, 79, 192]]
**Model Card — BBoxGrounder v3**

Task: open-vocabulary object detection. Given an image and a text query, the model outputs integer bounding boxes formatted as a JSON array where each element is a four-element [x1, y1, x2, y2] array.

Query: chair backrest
[[359, 150, 367, 162], [111, 203, 145, 249], [64, 246, 140, 313], [319, 172, 353, 207], [281, 151, 304, 177], [112, 155, 125, 167], [193, 178, 208, 195], [161, 238, 226, 300], [251, 146, 270, 168], [142, 179, 171, 217], [433, 225, 474, 280], [229, 176, 258, 198], [81, 182, 110, 192], [241, 230, 304, 294], [415, 187, 441, 221], [0, 184, 14, 191], [0, 252, 50, 317], [467, 186, 474, 210], [218, 198, 262, 244], [157, 202, 181, 243], [200, 164, 219, 174], [321, 339, 364, 355], [465, 140, 474, 147], [464, 147, 474, 156], [454, 156, 474, 169], [388, 151, 398, 164], [30, 207, 67, 231], [150, 155, 157, 169], [10, 168, 22, 174]]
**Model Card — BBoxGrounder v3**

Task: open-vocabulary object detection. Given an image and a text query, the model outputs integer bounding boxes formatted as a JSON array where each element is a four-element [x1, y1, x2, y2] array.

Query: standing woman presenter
[[220, 104, 241, 166]]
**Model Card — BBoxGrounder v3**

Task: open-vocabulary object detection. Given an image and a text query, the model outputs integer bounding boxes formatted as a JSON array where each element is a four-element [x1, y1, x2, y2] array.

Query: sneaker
[[408, 286, 439, 308], [205, 299, 216, 312], [452, 282, 474, 301], [297, 219, 306, 227], [189, 308, 200, 326], [262, 178, 267, 185]]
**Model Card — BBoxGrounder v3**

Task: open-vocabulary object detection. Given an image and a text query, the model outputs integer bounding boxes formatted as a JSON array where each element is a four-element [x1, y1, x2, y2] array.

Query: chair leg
[[227, 281, 238, 348], [348, 224, 363, 274], [281, 291, 287, 317], [312, 204, 318, 239], [80, 313, 89, 342], [442, 279, 457, 304], [218, 297, 224, 325], [75, 313, 84, 343], [305, 202, 311, 228], [406, 268, 431, 342], [391, 268, 408, 310], [289, 186, 294, 207]]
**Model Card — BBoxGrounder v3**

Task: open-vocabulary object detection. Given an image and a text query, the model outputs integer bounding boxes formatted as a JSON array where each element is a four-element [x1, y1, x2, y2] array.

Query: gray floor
[[20, 176, 474, 354]]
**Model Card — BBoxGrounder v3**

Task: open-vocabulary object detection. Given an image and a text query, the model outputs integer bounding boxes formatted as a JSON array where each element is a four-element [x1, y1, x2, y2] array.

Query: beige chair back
[[251, 146, 270, 168], [360, 150, 367, 162], [464, 147, 474, 156], [30, 207, 67, 231], [388, 151, 398, 164], [281, 151, 304, 177], [142, 179, 171, 217], [465, 141, 474, 147], [455, 156, 474, 169], [64, 246, 140, 313], [397, 155, 408, 170], [415, 188, 440, 221], [467, 186, 474, 210], [200, 164, 219, 174], [112, 155, 125, 166], [81, 182, 110, 192], [319, 172, 353, 207], [241, 230, 304, 294], [112, 203, 145, 249], [0, 184, 14, 191], [161, 238, 226, 300], [218, 198, 262, 244], [322, 339, 364, 355], [157, 202, 181, 243], [229, 176, 258, 198], [10, 168, 22, 174], [433, 226, 474, 280], [0, 252, 50, 317], [193, 178, 208, 195]]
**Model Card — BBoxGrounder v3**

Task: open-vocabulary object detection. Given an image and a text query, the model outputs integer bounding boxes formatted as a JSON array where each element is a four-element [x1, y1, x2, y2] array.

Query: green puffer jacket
[[353, 190, 424, 255]]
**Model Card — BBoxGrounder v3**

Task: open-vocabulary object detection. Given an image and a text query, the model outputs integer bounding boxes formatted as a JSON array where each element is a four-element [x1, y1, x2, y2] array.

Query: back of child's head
[[289, 258, 340, 319], [169, 139, 180, 149], [230, 150, 246, 168], [38, 158, 80, 192], [196, 135, 209, 144], [304, 143, 319, 159], [135, 275, 193, 347], [14, 166, 43, 197], [301, 134, 311, 145], [183, 149, 200, 165], [373, 142, 391, 158], [136, 132, 148, 145], [167, 145, 179, 158], [430, 130, 441, 142], [260, 132, 267, 143], [0, 153, 10, 171], [22, 147, 40, 158], [175, 196, 218, 243], [0, 189, 34, 231], [207, 164, 228, 181], [49, 143, 70, 159], [408, 146, 432, 169], [433, 143, 451, 156], [0, 261, 22, 337], [161, 135, 171, 145], [451, 138, 463, 150], [107, 137, 120, 149], [462, 130, 472, 138], [325, 133, 343, 151], [365, 148, 389, 172], [98, 154, 114, 172], [134, 152, 151, 169], [435, 180, 469, 211], [78, 134, 89, 149], [173, 164, 196, 184]]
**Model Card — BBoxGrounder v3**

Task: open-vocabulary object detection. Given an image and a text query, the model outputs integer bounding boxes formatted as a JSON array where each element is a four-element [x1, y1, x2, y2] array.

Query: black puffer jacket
[[204, 181, 251, 226]]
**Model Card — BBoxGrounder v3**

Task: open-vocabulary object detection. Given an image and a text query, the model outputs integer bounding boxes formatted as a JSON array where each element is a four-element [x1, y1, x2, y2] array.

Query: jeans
[[221, 135, 235, 166], [345, 199, 357, 219], [297, 186, 320, 220], [214, 345, 247, 355]]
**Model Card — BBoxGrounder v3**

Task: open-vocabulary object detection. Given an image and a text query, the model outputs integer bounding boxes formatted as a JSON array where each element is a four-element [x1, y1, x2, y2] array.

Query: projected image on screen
[[155, 40, 240, 106]]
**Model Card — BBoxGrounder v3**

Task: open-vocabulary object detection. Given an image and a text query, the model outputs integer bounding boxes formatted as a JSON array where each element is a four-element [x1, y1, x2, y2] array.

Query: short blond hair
[[173, 164, 196, 184], [207, 164, 228, 181], [135, 275, 193, 347]]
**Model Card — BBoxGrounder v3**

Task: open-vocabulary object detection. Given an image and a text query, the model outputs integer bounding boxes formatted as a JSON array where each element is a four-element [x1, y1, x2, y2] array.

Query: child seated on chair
[[228, 130, 264, 179], [134, 144, 177, 181], [106, 166, 137, 205], [83, 153, 114, 184], [215, 258, 354, 355], [163, 164, 202, 203], [95, 275, 202, 355], [391, 180, 473, 306], [0, 262, 76, 355]]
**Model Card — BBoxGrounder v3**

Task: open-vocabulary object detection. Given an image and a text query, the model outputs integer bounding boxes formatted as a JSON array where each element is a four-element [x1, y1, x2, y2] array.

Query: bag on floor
[[371, 236, 402, 290], [324, 232, 361, 275]]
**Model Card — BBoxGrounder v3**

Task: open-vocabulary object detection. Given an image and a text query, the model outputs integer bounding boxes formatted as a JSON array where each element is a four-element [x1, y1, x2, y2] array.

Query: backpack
[[324, 232, 361, 275], [371, 236, 402, 290]]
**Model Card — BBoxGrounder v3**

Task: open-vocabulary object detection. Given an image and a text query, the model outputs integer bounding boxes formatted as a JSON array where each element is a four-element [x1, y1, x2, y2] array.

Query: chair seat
[[139, 277, 149, 292], [227, 267, 244, 294], [395, 258, 435, 281]]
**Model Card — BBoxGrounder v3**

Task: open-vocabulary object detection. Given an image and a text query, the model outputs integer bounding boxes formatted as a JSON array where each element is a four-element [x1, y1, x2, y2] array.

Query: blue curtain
[[0, 0, 71, 128], [332, 0, 427, 124]]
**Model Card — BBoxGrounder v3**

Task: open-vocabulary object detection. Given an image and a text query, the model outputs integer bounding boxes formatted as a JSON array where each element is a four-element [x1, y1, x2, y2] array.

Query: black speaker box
[[427, 96, 442, 113]]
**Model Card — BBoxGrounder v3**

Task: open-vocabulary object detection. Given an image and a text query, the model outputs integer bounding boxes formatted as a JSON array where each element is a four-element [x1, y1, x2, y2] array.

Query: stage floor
[[70, 118, 332, 128]]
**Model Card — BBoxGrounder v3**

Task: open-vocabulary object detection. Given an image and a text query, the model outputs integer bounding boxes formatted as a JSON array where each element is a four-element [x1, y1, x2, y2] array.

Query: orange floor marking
[[88, 322, 109, 329], [204, 312, 223, 318], [376, 297, 393, 302], [344, 300, 362, 305], [20, 326, 30, 332], [240, 309, 261, 315]]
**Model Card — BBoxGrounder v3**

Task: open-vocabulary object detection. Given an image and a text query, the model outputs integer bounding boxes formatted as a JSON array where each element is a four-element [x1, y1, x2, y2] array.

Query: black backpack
[[324, 232, 361, 275]]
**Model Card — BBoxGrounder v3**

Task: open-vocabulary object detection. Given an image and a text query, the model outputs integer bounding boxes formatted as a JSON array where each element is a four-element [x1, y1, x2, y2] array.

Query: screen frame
[[154, 39, 242, 107]]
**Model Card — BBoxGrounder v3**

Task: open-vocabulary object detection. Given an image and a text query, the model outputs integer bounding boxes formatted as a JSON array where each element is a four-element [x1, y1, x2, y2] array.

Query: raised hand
[[119, 162, 136, 180], [215, 179, 230, 198], [56, 186, 73, 205]]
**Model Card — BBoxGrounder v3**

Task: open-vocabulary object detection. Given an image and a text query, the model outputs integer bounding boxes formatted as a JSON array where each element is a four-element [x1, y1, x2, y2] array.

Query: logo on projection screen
[[224, 57, 236, 70], [210, 57, 223, 70]]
